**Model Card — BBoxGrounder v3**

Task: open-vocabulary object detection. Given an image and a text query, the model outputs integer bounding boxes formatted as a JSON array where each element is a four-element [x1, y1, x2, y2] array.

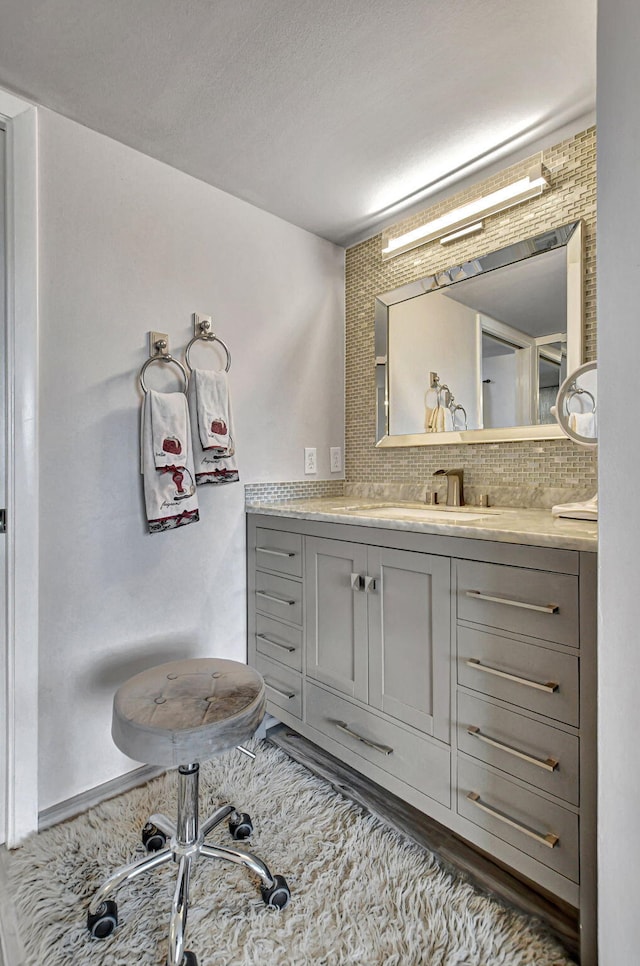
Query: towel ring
[[565, 386, 596, 414], [185, 322, 231, 373], [139, 353, 188, 393], [452, 403, 468, 430]]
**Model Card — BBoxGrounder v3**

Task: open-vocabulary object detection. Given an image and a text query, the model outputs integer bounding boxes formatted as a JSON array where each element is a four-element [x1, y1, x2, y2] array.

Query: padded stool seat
[[87, 657, 289, 966], [112, 658, 265, 767]]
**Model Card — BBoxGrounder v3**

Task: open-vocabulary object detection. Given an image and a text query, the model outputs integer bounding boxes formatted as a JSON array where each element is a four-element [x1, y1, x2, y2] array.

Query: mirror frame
[[374, 220, 584, 447]]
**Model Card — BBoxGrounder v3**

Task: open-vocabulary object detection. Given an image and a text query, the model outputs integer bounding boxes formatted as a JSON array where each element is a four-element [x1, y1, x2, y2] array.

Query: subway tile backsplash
[[245, 480, 345, 504]]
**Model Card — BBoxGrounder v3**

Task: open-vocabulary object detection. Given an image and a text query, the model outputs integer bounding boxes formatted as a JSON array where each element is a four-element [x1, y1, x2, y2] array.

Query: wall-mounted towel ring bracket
[[139, 331, 188, 393], [185, 313, 231, 373]]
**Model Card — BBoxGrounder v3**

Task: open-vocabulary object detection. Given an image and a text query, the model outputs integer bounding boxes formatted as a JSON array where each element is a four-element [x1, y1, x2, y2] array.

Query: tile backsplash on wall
[[345, 127, 597, 505]]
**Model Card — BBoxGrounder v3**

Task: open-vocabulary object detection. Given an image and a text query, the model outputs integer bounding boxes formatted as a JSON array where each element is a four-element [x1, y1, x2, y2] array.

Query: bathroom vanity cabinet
[[247, 510, 597, 963]]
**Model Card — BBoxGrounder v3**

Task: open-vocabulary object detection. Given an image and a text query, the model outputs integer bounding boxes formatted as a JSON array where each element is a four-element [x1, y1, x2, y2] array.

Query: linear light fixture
[[381, 163, 549, 260], [439, 221, 484, 245]]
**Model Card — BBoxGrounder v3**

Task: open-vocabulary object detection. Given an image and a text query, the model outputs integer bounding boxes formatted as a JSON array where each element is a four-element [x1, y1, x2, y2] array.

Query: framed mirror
[[375, 221, 584, 446]]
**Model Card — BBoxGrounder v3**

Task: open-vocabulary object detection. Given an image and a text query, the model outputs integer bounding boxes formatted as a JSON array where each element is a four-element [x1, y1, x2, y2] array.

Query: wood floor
[[268, 723, 580, 963]]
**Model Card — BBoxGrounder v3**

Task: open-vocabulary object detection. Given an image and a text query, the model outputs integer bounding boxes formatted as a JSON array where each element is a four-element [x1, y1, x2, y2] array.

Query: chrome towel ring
[[185, 318, 231, 372], [139, 337, 188, 393], [566, 384, 596, 413]]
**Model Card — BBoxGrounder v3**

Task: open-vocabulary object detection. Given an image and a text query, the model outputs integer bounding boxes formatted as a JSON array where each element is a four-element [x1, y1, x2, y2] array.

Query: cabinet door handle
[[256, 546, 296, 558], [265, 680, 296, 700], [351, 572, 364, 591], [466, 590, 559, 614], [465, 658, 558, 693], [466, 792, 559, 849], [256, 633, 296, 653], [363, 575, 377, 593], [467, 726, 559, 772], [256, 590, 296, 606], [335, 721, 393, 756]]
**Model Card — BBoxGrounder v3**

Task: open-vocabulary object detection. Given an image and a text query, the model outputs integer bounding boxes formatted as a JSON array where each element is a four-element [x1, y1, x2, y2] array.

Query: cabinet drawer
[[458, 626, 579, 726], [457, 691, 579, 805], [255, 614, 303, 672], [255, 653, 302, 719], [457, 560, 579, 646], [305, 681, 450, 807], [255, 528, 303, 577], [457, 757, 579, 882], [255, 571, 302, 625]]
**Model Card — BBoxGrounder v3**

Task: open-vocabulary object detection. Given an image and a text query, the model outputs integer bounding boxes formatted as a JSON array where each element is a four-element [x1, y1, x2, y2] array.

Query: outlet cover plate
[[304, 447, 317, 474]]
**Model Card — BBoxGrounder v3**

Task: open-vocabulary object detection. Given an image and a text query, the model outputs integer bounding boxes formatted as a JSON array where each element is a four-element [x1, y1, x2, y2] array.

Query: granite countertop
[[246, 496, 597, 552]]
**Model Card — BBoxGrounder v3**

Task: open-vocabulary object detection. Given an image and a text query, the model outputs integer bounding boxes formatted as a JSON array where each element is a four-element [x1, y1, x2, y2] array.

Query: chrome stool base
[[87, 763, 290, 966]]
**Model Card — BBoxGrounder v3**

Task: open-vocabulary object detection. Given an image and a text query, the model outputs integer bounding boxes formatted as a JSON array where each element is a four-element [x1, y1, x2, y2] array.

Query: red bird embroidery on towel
[[211, 419, 227, 436], [162, 437, 182, 456]]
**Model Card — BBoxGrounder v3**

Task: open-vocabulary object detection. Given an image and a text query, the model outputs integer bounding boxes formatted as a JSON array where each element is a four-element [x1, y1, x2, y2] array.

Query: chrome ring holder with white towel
[[139, 332, 189, 393], [565, 384, 596, 418], [185, 315, 231, 373], [550, 360, 598, 520]]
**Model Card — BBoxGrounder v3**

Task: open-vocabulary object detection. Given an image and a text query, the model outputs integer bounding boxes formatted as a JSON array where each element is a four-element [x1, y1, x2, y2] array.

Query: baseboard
[[38, 765, 165, 832]]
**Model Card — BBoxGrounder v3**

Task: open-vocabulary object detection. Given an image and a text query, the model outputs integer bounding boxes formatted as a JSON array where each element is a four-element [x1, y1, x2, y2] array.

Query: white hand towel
[[428, 405, 454, 433], [193, 369, 234, 455], [424, 389, 439, 432], [141, 390, 199, 533], [149, 389, 191, 468], [188, 372, 240, 485], [568, 411, 597, 439], [551, 493, 598, 520]]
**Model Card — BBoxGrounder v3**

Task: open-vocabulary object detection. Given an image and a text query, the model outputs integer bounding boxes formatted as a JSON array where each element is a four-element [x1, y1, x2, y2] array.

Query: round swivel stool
[[86, 658, 290, 966]]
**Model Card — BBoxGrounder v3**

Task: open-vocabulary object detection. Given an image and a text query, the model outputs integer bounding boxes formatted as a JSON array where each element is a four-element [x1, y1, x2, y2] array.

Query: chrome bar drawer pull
[[467, 792, 559, 849], [466, 590, 559, 614], [256, 590, 296, 606], [256, 546, 296, 558], [335, 721, 393, 756], [467, 726, 559, 772], [465, 658, 559, 693], [256, 633, 296, 653], [264, 681, 296, 700]]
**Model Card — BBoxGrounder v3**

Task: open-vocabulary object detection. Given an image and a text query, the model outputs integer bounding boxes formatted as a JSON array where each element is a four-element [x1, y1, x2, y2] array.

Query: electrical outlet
[[330, 446, 342, 472], [304, 447, 317, 474]]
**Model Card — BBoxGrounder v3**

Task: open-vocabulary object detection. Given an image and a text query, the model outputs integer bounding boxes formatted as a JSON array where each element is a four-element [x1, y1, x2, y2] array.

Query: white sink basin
[[347, 505, 492, 523]]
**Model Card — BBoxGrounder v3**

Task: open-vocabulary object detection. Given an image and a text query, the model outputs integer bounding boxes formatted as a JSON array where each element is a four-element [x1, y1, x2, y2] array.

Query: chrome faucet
[[434, 468, 464, 507]]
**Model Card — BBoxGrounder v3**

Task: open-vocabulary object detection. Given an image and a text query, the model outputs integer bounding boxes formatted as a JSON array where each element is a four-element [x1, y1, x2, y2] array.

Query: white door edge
[[1, 89, 39, 847]]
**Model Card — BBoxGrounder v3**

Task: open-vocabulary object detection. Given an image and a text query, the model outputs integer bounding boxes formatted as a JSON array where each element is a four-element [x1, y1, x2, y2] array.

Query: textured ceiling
[[0, 0, 596, 245]]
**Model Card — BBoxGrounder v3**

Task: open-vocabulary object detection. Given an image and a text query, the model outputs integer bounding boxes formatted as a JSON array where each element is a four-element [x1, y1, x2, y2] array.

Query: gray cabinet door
[[367, 547, 451, 742], [305, 536, 369, 701]]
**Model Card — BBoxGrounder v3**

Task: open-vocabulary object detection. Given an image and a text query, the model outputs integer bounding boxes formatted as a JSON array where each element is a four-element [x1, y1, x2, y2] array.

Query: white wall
[[388, 291, 481, 434], [482, 353, 517, 428], [597, 1, 640, 960], [37, 109, 344, 810]]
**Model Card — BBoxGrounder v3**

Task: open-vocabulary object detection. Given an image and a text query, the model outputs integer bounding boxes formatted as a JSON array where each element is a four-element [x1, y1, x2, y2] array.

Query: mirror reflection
[[553, 360, 597, 446], [376, 221, 583, 446]]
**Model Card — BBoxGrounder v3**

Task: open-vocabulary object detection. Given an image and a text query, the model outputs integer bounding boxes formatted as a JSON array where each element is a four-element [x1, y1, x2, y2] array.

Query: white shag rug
[[7, 742, 574, 966]]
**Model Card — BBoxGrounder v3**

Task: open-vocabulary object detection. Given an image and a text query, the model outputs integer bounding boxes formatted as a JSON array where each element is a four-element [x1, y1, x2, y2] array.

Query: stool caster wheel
[[142, 821, 167, 852], [228, 811, 253, 840], [182, 953, 198, 966], [261, 874, 290, 910], [87, 899, 118, 939]]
